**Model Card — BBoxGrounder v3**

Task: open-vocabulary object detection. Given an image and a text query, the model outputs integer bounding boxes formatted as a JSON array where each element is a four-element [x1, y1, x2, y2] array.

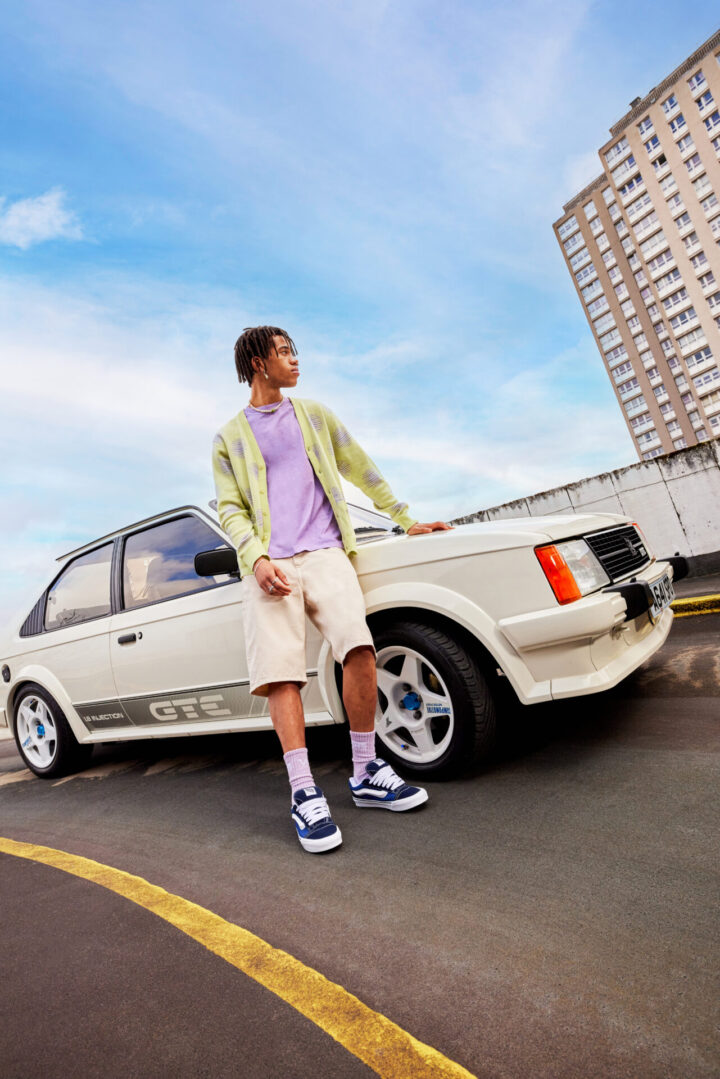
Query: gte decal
[[148, 694, 233, 722]]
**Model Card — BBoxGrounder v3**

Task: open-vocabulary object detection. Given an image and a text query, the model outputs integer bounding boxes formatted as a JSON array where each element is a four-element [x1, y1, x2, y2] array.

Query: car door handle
[[117, 633, 137, 645]]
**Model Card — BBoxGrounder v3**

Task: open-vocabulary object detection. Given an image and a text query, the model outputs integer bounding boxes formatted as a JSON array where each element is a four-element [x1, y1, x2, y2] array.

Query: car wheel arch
[[7, 670, 90, 744]]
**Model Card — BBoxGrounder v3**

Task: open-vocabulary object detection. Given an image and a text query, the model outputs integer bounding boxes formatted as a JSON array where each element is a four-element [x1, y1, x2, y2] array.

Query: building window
[[706, 290, 720, 311], [618, 175, 644, 199], [701, 193, 719, 216], [588, 295, 610, 317], [590, 216, 603, 235], [608, 266, 623, 283], [662, 93, 679, 116], [656, 267, 682, 292], [677, 134, 695, 154], [690, 250, 708, 269], [575, 263, 596, 285], [693, 368, 720, 392], [698, 271, 716, 289], [563, 231, 584, 254], [621, 298, 636, 317], [644, 134, 661, 155], [696, 90, 714, 111], [667, 192, 686, 214], [558, 215, 578, 240], [584, 200, 598, 220], [678, 327, 707, 350], [704, 110, 720, 134], [675, 211, 692, 231], [686, 346, 713, 369], [611, 154, 638, 185], [659, 173, 677, 196], [683, 231, 701, 252], [662, 287, 689, 311], [605, 136, 630, 166], [602, 187, 614, 205], [670, 306, 697, 331], [653, 383, 667, 397], [688, 70, 706, 93], [669, 113, 686, 135], [647, 249, 674, 274], [626, 191, 653, 220], [638, 116, 653, 136], [569, 246, 590, 270], [685, 152, 702, 173], [640, 229, 667, 257], [594, 312, 616, 334], [652, 153, 669, 174]]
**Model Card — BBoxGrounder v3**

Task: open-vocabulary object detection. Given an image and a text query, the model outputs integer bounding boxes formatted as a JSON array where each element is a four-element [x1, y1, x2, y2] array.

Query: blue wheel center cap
[[400, 691, 422, 710], [37, 724, 45, 737]]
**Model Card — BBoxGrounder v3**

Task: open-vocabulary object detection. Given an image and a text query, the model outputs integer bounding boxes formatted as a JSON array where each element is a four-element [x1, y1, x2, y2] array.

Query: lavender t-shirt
[[244, 397, 344, 558]]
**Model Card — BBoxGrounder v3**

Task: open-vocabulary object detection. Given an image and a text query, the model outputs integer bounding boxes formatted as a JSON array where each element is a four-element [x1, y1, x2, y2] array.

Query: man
[[211, 325, 453, 853]]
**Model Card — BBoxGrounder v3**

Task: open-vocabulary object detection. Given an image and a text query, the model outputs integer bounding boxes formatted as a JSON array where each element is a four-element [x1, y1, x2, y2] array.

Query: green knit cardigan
[[211, 396, 419, 576]]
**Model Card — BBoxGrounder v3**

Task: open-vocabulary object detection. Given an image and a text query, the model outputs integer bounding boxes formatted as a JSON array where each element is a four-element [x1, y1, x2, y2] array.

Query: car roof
[[55, 504, 219, 563]]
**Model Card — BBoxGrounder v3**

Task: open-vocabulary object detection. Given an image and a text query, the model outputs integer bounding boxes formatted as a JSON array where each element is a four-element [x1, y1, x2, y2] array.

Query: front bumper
[[496, 559, 677, 700]]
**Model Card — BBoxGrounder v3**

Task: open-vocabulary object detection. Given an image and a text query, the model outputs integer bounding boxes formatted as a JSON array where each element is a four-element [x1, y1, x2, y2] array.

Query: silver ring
[[268, 582, 275, 593]]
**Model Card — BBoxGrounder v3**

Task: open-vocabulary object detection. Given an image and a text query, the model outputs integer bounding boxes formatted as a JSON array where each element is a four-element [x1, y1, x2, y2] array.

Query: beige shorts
[[241, 545, 376, 697]]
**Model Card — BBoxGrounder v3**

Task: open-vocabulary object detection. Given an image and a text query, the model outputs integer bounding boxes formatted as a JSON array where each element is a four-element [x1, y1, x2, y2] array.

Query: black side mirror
[[194, 547, 240, 578]]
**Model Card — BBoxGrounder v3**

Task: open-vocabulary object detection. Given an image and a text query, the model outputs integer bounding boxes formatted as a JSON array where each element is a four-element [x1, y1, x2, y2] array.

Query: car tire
[[365, 619, 497, 779], [13, 683, 93, 779]]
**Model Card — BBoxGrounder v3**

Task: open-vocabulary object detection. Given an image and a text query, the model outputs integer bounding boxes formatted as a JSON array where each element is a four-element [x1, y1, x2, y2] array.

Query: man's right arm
[[211, 434, 268, 577]]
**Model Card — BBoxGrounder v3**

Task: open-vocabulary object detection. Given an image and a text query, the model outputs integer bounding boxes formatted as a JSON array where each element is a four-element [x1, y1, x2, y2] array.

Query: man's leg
[[342, 645, 378, 780], [267, 681, 315, 794]]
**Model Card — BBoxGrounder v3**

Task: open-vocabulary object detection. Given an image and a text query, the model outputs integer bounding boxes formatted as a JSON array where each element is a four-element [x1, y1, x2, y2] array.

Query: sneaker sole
[[298, 828, 343, 852], [351, 788, 429, 811]]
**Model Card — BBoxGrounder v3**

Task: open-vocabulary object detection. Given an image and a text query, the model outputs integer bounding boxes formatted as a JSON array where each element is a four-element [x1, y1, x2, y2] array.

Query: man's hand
[[406, 521, 455, 535], [253, 556, 292, 596]]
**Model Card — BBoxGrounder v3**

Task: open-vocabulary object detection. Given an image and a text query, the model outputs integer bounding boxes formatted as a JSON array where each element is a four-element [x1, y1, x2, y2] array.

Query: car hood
[[355, 511, 634, 569]]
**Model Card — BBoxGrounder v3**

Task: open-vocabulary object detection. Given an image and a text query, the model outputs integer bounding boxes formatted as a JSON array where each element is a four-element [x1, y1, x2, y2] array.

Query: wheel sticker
[[426, 703, 450, 714], [22, 736, 31, 748]]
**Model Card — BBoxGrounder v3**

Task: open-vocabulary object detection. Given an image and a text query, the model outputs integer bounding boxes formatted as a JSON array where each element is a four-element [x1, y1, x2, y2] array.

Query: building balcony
[[626, 397, 649, 417]]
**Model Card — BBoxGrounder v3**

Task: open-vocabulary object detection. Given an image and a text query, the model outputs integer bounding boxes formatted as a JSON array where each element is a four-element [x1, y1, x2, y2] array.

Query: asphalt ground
[[0, 610, 718, 1078]]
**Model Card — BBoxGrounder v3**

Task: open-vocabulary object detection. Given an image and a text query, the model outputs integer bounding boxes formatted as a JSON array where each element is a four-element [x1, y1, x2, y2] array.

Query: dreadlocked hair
[[234, 325, 298, 385]]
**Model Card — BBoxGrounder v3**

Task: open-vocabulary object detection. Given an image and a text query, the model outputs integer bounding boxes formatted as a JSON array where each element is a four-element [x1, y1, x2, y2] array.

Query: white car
[[0, 501, 684, 780]]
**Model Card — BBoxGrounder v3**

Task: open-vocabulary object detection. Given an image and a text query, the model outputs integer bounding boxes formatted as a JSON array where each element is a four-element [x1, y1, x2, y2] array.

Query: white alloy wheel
[[375, 645, 455, 766], [17, 695, 59, 769]]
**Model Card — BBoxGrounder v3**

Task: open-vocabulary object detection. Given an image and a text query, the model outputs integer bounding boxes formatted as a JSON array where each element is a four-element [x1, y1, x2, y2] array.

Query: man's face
[[256, 334, 299, 386]]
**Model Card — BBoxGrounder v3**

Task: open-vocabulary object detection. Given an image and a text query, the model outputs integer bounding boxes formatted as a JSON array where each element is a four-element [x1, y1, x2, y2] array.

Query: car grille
[[584, 525, 651, 582]]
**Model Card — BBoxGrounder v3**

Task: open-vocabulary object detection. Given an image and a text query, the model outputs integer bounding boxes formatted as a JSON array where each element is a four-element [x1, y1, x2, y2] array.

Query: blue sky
[[1, 1, 717, 624]]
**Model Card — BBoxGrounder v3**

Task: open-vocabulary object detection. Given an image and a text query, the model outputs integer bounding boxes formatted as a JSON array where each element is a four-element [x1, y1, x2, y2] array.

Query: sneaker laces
[[296, 794, 331, 825], [368, 763, 405, 790]]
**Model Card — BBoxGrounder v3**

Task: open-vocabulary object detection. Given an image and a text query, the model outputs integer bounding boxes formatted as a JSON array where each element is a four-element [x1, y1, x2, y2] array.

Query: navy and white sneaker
[[349, 758, 429, 811], [291, 786, 342, 853]]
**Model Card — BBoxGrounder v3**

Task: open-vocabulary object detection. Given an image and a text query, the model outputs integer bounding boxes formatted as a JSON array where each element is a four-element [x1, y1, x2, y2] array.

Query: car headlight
[[536, 539, 611, 604]]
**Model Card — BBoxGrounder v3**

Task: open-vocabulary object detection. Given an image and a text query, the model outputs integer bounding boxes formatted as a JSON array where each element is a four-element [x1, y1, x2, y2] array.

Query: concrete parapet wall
[[453, 441, 720, 577]]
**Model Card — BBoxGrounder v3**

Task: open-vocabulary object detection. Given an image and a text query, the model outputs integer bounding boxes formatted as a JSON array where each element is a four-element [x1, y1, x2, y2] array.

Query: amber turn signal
[[535, 544, 583, 604]]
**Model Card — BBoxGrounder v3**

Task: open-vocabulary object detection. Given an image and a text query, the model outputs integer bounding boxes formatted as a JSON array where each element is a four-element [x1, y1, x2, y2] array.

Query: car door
[[36, 541, 123, 736], [107, 512, 268, 733]]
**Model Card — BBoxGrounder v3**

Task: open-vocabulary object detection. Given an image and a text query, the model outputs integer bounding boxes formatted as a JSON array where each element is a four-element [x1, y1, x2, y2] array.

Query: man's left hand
[[407, 521, 455, 535]]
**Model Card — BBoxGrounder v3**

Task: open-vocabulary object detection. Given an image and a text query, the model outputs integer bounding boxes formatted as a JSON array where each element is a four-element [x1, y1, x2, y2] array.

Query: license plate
[[648, 572, 675, 623]]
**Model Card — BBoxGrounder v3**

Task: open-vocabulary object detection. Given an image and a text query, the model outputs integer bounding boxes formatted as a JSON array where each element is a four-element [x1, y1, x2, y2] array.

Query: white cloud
[[0, 187, 83, 249]]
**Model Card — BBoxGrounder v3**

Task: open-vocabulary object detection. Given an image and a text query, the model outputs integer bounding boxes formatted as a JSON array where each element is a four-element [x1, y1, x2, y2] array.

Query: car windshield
[[346, 502, 395, 542]]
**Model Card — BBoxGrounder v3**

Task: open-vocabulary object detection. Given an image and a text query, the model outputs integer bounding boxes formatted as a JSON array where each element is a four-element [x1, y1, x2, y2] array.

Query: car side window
[[45, 542, 114, 631], [121, 515, 234, 610]]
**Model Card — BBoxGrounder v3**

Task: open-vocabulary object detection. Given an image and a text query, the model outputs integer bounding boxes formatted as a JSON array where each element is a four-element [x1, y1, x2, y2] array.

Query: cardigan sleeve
[[211, 433, 268, 577], [321, 406, 419, 532]]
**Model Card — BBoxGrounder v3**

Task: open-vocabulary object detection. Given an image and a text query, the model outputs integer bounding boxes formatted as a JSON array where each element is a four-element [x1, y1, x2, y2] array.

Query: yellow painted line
[[671, 593, 720, 618], [0, 836, 476, 1079]]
